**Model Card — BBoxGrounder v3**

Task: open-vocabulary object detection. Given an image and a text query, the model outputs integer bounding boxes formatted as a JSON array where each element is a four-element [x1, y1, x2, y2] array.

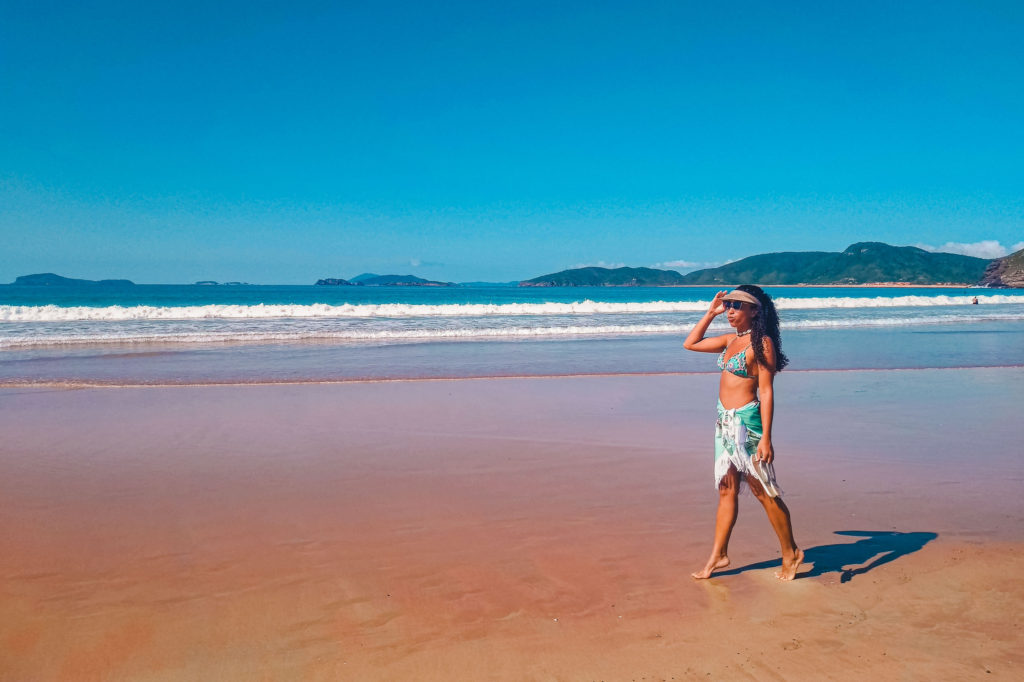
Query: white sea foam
[[2, 294, 1023, 322], [772, 294, 1024, 308], [3, 311, 1023, 349]]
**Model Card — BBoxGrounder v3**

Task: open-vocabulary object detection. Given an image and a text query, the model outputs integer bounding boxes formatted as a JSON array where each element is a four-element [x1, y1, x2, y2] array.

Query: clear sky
[[2, 0, 1022, 283]]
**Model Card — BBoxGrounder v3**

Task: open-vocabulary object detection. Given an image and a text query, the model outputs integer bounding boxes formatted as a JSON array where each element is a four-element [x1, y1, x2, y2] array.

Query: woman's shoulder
[[751, 335, 777, 373]]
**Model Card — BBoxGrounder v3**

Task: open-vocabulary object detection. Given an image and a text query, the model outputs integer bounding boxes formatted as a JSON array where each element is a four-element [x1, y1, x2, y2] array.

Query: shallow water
[[0, 320, 1021, 385]]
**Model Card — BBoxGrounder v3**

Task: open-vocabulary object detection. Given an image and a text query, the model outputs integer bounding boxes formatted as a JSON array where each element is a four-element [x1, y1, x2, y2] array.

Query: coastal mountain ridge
[[520, 242, 1009, 287], [677, 242, 991, 286]]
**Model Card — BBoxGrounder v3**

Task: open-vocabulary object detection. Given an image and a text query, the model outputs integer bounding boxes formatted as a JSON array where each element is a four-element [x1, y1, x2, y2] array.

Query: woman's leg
[[692, 467, 740, 579], [747, 476, 803, 580]]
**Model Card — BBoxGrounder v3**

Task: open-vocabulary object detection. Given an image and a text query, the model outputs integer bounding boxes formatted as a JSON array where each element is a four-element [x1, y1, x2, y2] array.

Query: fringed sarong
[[714, 399, 781, 497]]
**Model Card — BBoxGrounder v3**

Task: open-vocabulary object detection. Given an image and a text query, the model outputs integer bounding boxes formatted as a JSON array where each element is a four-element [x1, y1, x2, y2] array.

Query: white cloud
[[652, 259, 730, 273], [915, 240, 1013, 259], [570, 260, 626, 269], [656, 259, 704, 269], [406, 258, 445, 268]]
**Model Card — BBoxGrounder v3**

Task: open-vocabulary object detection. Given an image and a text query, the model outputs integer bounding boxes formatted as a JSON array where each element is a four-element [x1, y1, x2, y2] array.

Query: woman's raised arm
[[683, 291, 732, 352]]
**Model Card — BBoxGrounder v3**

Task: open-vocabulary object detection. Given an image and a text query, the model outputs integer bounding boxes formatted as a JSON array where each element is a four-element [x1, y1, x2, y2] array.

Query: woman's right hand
[[708, 291, 727, 317]]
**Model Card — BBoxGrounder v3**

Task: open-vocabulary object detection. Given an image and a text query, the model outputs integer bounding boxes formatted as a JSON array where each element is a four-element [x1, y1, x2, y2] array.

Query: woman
[[683, 285, 803, 581]]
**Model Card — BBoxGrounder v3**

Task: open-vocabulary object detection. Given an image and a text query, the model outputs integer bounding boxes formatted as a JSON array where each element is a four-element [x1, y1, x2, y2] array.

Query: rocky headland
[[979, 248, 1024, 288]]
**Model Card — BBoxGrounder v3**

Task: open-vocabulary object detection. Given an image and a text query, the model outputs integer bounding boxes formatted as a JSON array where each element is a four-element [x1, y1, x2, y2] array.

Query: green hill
[[679, 242, 990, 285], [520, 266, 686, 287], [346, 274, 454, 287]]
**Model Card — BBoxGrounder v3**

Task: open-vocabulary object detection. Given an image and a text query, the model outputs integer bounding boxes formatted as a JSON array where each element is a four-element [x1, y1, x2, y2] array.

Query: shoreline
[[607, 282, 996, 288], [3, 362, 1024, 390], [672, 282, 998, 288]]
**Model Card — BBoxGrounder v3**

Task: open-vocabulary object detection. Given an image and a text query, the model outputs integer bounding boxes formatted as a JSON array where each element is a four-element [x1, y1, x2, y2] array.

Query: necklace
[[736, 329, 752, 337]]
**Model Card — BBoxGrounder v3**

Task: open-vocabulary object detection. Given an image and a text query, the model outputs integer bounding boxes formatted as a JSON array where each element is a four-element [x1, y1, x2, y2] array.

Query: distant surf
[[2, 286, 1022, 357], [3, 312, 1024, 349], [2, 293, 1023, 322]]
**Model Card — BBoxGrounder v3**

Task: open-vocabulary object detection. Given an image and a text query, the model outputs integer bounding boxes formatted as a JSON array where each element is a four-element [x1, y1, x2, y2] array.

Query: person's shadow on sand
[[714, 530, 938, 582]]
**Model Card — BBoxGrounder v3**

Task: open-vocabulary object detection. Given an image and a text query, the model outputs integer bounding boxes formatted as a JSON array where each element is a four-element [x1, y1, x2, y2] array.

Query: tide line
[[2, 364, 1021, 390]]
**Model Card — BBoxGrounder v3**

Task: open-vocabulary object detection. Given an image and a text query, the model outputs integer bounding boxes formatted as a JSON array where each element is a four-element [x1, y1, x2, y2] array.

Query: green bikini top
[[717, 343, 751, 378]]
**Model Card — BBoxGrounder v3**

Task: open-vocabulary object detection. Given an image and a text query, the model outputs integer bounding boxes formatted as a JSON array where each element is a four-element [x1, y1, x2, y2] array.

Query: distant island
[[520, 242, 1014, 287], [316, 273, 455, 287], [11, 273, 135, 286], [521, 266, 687, 287], [193, 281, 253, 286]]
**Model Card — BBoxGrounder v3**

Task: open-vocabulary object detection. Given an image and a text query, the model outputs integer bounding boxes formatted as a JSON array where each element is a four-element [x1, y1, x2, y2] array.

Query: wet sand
[[1, 369, 1023, 680]]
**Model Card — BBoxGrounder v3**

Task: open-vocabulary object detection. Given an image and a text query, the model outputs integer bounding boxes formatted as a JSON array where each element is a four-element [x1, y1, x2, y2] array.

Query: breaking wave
[[4, 311, 1024, 349], [3, 294, 1024, 322]]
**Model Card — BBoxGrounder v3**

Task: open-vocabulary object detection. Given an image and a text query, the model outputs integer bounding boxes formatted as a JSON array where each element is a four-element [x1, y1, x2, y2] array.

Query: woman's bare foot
[[775, 548, 804, 581], [691, 555, 730, 579]]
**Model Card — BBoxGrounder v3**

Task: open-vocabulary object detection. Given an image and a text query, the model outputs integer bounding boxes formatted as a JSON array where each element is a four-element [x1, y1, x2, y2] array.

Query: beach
[[2, 367, 1022, 680], [8, 0, 1024, 677]]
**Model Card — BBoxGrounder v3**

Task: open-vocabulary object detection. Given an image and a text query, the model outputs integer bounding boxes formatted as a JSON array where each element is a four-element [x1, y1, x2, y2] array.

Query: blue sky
[[1, 0, 1022, 283]]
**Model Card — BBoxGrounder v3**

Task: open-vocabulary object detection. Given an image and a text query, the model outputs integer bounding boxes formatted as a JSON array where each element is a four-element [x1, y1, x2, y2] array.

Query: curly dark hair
[[736, 284, 789, 372]]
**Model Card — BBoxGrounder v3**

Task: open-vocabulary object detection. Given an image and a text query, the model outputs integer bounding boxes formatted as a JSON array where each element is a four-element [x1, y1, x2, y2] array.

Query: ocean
[[2, 284, 1023, 384]]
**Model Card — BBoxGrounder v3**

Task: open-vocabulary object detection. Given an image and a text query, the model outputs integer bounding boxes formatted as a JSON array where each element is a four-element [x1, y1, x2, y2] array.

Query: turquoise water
[[0, 283, 992, 308]]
